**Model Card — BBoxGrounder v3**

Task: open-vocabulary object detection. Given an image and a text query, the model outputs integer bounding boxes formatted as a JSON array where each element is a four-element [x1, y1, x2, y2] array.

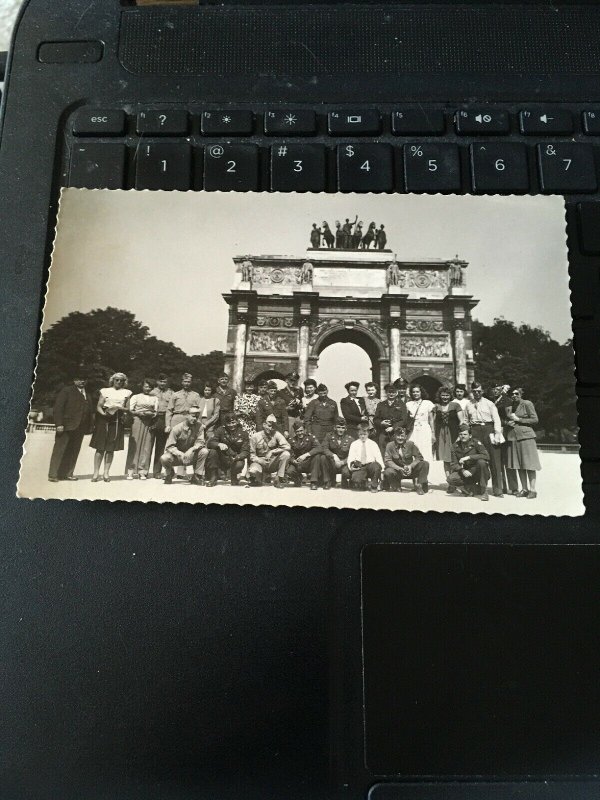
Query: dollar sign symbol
[[346, 145, 354, 157]]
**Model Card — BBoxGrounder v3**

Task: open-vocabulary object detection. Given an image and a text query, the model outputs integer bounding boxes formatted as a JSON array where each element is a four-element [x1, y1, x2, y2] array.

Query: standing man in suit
[[48, 373, 94, 481], [340, 381, 368, 438]]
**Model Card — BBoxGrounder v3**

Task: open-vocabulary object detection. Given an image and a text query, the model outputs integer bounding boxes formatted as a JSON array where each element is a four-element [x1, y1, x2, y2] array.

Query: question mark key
[[136, 109, 189, 136]]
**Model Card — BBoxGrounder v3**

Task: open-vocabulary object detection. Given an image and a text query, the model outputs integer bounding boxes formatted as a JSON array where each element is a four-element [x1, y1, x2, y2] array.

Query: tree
[[33, 308, 224, 411], [472, 318, 577, 442]]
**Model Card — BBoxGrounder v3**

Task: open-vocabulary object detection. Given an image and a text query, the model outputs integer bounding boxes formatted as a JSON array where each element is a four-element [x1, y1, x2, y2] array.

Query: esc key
[[72, 108, 126, 136]]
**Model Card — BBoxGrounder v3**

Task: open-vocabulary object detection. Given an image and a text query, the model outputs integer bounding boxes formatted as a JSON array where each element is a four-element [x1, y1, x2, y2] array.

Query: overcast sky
[[43, 191, 570, 394]]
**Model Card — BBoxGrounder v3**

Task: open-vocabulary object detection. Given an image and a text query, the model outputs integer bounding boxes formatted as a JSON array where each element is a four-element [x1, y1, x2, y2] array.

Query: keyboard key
[[392, 108, 445, 135], [68, 142, 126, 189], [519, 109, 573, 135], [578, 202, 600, 253], [329, 111, 380, 136], [134, 141, 191, 190], [537, 143, 597, 193], [204, 144, 259, 191], [455, 109, 510, 135], [265, 110, 316, 136], [270, 144, 325, 191], [582, 110, 600, 135], [470, 143, 529, 193], [72, 108, 125, 136], [201, 111, 253, 136], [136, 109, 188, 136], [337, 144, 392, 191], [403, 143, 461, 193]]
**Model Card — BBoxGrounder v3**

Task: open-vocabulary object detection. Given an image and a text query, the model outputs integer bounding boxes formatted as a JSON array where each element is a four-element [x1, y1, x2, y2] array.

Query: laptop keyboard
[[63, 102, 600, 416], [66, 103, 600, 195]]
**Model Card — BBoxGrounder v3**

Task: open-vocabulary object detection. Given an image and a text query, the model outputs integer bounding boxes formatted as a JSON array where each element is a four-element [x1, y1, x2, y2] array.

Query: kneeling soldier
[[248, 416, 291, 488], [287, 419, 322, 488], [160, 407, 210, 485], [206, 412, 249, 487], [447, 423, 491, 501], [347, 423, 385, 492], [318, 417, 354, 489], [384, 425, 429, 494]]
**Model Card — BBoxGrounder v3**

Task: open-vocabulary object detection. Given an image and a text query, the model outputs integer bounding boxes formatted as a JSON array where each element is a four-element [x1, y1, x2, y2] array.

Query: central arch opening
[[316, 343, 373, 404], [313, 327, 383, 403]]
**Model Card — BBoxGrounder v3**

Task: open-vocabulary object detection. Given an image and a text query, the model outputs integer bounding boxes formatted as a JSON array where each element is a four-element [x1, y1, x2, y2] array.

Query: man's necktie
[[361, 442, 367, 464]]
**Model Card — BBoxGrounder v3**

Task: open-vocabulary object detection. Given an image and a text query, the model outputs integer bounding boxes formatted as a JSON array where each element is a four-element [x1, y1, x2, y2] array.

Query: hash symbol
[[278, 146, 288, 156]]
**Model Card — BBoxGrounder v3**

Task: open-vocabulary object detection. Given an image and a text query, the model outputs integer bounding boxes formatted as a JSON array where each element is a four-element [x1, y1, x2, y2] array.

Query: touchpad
[[362, 544, 600, 777]]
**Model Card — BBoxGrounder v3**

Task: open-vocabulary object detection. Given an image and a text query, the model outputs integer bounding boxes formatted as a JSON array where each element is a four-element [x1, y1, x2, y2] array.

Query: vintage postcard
[[18, 190, 582, 515]]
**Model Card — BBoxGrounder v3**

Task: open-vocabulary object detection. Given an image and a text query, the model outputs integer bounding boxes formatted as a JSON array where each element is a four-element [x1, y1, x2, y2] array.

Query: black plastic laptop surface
[[1, 2, 600, 799]]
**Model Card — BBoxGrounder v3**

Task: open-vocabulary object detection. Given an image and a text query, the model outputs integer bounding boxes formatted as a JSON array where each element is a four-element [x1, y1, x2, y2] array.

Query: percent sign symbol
[[410, 145, 424, 157]]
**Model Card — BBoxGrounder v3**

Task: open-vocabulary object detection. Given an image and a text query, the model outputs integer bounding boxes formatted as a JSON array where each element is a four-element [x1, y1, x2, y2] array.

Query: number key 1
[[134, 141, 191, 191], [470, 143, 529, 193]]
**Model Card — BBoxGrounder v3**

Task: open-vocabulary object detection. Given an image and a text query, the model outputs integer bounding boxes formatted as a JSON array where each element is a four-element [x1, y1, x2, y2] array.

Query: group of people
[[310, 217, 387, 250], [47, 370, 542, 500]]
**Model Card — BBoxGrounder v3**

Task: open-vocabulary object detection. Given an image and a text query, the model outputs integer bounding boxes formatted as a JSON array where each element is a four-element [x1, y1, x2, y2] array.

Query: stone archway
[[310, 323, 387, 389], [410, 374, 443, 401]]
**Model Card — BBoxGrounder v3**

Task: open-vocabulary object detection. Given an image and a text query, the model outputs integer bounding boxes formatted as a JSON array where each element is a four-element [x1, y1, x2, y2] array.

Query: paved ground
[[18, 430, 584, 516]]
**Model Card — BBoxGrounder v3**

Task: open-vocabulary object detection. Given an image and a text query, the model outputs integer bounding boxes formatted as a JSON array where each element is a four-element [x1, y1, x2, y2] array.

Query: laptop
[[1, 1, 600, 798]]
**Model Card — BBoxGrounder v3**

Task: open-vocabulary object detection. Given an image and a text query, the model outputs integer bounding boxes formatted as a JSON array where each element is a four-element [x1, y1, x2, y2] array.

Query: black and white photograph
[[18, 189, 582, 515]]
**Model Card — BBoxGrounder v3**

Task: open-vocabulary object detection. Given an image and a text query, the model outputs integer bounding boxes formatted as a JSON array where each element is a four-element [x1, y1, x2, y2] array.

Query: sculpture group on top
[[310, 216, 388, 250]]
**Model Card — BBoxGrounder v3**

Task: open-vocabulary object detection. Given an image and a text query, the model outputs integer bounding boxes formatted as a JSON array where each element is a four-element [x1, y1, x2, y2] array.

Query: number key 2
[[403, 143, 461, 192], [470, 143, 529, 193], [337, 144, 393, 192], [204, 144, 259, 191], [537, 143, 597, 193], [270, 144, 325, 191]]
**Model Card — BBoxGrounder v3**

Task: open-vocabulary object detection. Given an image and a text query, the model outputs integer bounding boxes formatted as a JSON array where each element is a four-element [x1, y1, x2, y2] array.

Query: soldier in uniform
[[165, 373, 201, 432], [247, 417, 291, 488], [160, 407, 211, 485], [384, 425, 429, 494], [286, 419, 323, 488], [278, 371, 304, 432], [256, 380, 289, 433], [206, 412, 250, 487], [215, 372, 237, 425], [304, 383, 338, 443], [373, 383, 409, 456], [318, 417, 354, 489], [447, 423, 491, 501]]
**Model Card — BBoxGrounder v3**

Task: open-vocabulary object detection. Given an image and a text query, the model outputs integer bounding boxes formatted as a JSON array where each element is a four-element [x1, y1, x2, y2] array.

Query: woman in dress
[[234, 378, 261, 435], [198, 382, 220, 439], [432, 386, 463, 479], [406, 384, 435, 464], [90, 372, 132, 482], [363, 382, 380, 439], [504, 387, 541, 499], [126, 378, 158, 480], [453, 383, 470, 413]]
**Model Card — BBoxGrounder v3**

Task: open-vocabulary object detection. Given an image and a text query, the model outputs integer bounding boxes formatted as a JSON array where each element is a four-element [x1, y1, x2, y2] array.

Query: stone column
[[453, 326, 467, 385], [298, 321, 310, 383], [389, 325, 401, 382], [232, 321, 247, 392]]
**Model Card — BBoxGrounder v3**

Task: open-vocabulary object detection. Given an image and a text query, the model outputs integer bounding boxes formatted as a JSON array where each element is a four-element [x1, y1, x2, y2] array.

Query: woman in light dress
[[406, 384, 435, 464], [432, 386, 464, 479], [90, 372, 132, 482], [126, 378, 158, 480]]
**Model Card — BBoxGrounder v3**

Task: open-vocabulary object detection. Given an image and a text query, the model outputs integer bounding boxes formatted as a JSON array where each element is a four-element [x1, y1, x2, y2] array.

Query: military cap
[[265, 414, 277, 424], [266, 380, 278, 390], [188, 406, 201, 414], [335, 417, 347, 426], [285, 371, 300, 380], [317, 383, 328, 392], [458, 423, 470, 432], [292, 419, 305, 431], [383, 383, 398, 393]]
